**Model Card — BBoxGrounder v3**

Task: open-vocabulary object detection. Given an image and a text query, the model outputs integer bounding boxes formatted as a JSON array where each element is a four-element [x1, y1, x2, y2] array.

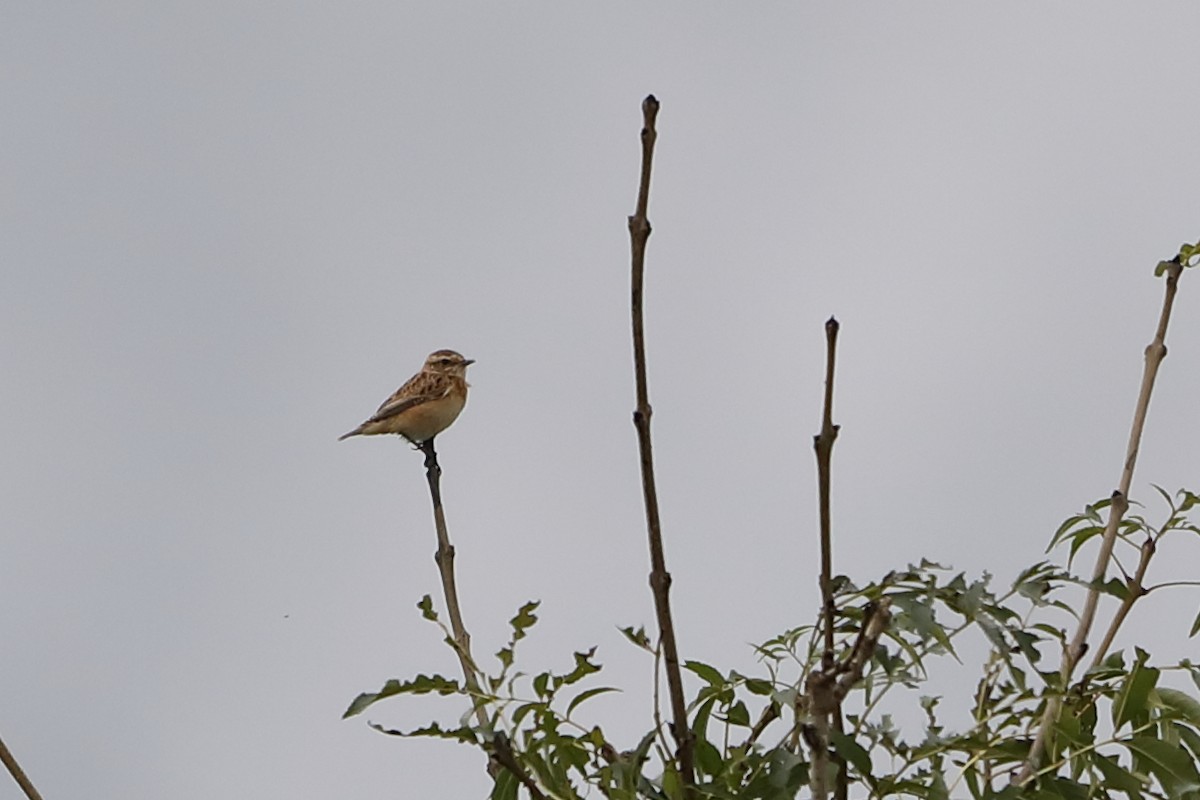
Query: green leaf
[[509, 601, 539, 639], [764, 747, 808, 797], [1043, 776, 1092, 800], [565, 686, 620, 717], [511, 701, 540, 728], [661, 763, 683, 800], [1113, 659, 1159, 731], [418, 594, 438, 621], [368, 720, 478, 743], [490, 767, 519, 800], [1011, 629, 1043, 665], [891, 595, 957, 657], [1176, 722, 1200, 762], [618, 625, 653, 652], [556, 648, 602, 687], [685, 660, 726, 688], [724, 700, 750, 727], [1091, 751, 1147, 800], [693, 736, 723, 778], [928, 770, 950, 800], [1155, 688, 1200, 725], [1190, 608, 1200, 639], [343, 674, 461, 718], [691, 695, 717, 739], [1122, 736, 1200, 794], [828, 729, 873, 779], [495, 646, 514, 670]]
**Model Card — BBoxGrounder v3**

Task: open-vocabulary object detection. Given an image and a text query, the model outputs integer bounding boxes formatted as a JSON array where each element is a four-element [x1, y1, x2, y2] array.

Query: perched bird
[[338, 349, 474, 443]]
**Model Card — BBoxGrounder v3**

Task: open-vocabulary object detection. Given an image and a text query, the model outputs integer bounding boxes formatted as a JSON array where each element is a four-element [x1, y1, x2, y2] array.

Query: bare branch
[[1088, 535, 1155, 670], [1015, 258, 1186, 785], [0, 733, 44, 800], [815, 317, 841, 664], [811, 317, 846, 800], [418, 438, 487, 730], [627, 94, 695, 794], [834, 600, 892, 701]]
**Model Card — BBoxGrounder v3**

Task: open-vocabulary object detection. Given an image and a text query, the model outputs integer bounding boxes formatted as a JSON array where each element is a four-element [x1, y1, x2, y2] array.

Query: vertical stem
[[812, 317, 846, 800], [815, 317, 841, 662], [418, 438, 488, 731], [1016, 258, 1185, 785], [627, 94, 695, 794]]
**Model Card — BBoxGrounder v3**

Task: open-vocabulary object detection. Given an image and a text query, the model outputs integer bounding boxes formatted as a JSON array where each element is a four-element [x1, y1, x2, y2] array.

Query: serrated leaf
[[556, 648, 601, 686], [1011, 629, 1042, 665], [343, 674, 461, 718], [509, 601, 539, 640], [495, 646, 514, 670], [368, 720, 478, 742], [618, 625, 653, 652], [418, 594, 438, 621]]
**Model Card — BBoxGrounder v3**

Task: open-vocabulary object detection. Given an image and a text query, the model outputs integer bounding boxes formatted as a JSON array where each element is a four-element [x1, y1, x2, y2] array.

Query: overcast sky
[[4, 4, 1200, 798]]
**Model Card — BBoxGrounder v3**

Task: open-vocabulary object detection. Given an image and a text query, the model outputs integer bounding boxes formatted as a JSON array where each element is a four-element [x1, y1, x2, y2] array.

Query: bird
[[338, 349, 474, 443]]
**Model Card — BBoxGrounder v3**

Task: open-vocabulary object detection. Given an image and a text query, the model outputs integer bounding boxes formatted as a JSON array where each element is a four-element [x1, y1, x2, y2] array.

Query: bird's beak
[[462, 358, 476, 366]]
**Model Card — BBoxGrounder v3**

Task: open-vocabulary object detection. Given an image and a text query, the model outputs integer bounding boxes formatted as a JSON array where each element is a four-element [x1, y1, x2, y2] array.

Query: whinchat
[[338, 349, 474, 444]]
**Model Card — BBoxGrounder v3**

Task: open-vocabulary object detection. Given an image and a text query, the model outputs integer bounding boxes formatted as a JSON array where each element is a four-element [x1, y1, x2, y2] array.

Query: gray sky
[[4, 4, 1200, 798]]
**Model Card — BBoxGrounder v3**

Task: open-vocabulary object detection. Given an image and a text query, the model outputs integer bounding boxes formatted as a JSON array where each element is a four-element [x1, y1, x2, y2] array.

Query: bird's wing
[[368, 380, 453, 423], [367, 395, 426, 423]]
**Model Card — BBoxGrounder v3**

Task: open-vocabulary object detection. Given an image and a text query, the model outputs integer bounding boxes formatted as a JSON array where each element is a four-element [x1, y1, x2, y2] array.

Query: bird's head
[[424, 349, 475, 376]]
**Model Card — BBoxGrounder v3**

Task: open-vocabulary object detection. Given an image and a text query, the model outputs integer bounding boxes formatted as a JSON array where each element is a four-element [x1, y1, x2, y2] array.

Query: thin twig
[[1088, 535, 1155, 670], [815, 317, 841, 663], [1015, 258, 1185, 785], [833, 600, 891, 701], [418, 438, 487, 729], [627, 94, 695, 794], [417, 439, 532, 789], [745, 703, 781, 748], [810, 317, 846, 800], [0, 733, 44, 800], [417, 443, 540, 786]]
